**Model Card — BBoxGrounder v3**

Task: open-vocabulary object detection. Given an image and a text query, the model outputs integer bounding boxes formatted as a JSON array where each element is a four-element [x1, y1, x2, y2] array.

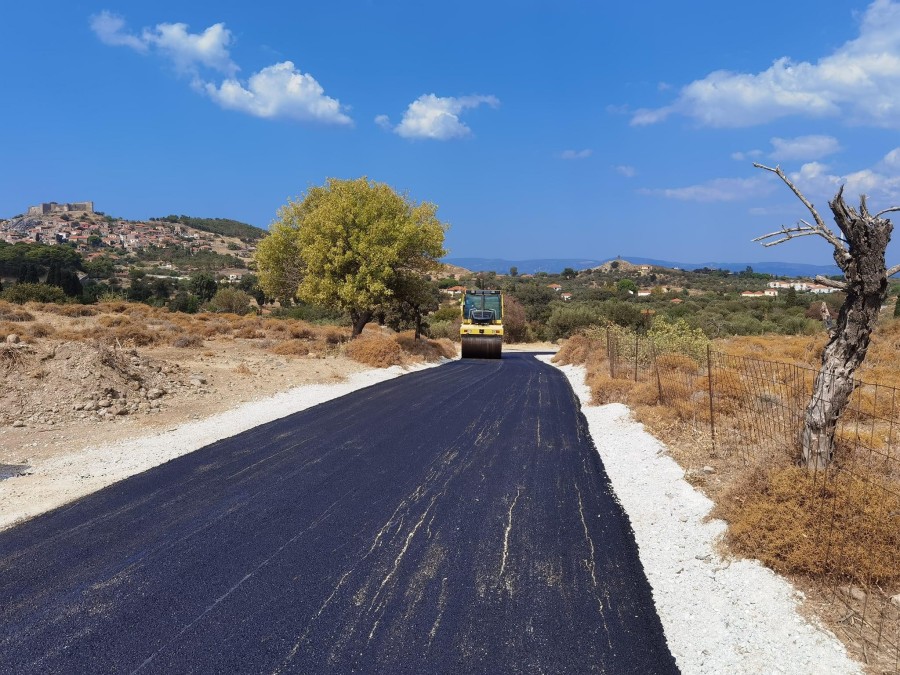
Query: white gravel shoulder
[[0, 360, 445, 532], [539, 356, 862, 675]]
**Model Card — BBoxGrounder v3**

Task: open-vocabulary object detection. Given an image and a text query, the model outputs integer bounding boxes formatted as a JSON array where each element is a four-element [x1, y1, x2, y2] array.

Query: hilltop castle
[[27, 201, 94, 216]]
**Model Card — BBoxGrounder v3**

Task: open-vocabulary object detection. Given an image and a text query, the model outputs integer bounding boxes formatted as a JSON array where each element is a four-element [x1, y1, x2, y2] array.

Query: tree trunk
[[800, 192, 892, 468], [350, 310, 372, 338]]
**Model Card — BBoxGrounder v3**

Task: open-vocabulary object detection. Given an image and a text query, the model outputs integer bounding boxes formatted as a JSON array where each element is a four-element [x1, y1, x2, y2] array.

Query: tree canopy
[[256, 177, 447, 336]]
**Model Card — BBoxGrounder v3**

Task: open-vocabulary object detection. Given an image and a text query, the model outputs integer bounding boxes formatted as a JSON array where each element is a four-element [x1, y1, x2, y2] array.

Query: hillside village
[[1, 202, 258, 262]]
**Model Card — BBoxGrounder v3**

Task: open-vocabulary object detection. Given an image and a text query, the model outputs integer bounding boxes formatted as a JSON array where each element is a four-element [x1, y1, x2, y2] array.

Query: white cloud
[[632, 0, 900, 128], [884, 147, 900, 166], [560, 149, 593, 160], [205, 62, 351, 125], [379, 94, 499, 140], [788, 157, 900, 203], [732, 149, 764, 161], [640, 176, 773, 202], [90, 11, 147, 52], [615, 164, 637, 177], [143, 22, 237, 76], [770, 135, 841, 161], [91, 13, 350, 125], [90, 12, 236, 74]]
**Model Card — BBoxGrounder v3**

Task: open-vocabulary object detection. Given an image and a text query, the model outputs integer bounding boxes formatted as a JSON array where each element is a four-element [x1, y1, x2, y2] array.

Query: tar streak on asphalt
[[0, 353, 679, 674]]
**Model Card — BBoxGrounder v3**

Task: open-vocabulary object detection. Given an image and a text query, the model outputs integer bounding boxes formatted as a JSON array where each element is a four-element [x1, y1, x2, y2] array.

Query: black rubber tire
[[461, 335, 502, 359]]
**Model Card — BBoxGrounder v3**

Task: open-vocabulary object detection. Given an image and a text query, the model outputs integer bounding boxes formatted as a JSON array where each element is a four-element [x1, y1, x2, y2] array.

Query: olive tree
[[256, 177, 447, 337], [753, 163, 900, 469]]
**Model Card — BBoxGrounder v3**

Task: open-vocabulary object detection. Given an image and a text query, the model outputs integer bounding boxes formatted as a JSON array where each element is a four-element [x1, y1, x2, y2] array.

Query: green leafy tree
[[256, 177, 447, 337], [509, 266, 518, 277], [616, 278, 637, 294], [169, 292, 201, 314], [189, 271, 218, 302], [207, 287, 253, 315], [895, 295, 900, 317], [237, 273, 267, 306], [127, 278, 152, 302], [385, 275, 441, 339], [512, 283, 556, 323]]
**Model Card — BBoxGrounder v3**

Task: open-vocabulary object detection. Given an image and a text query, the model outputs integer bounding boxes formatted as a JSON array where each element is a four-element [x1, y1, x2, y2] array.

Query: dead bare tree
[[753, 163, 900, 469]]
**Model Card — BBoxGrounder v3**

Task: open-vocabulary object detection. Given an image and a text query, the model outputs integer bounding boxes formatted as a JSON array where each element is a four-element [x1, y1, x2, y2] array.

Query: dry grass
[[34, 303, 98, 317], [0, 301, 35, 322], [344, 329, 455, 367], [717, 466, 900, 586], [270, 340, 310, 356], [172, 334, 203, 349]]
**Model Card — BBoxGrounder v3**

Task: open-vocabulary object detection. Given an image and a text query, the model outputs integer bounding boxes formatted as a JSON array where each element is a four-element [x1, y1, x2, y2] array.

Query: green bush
[[0, 283, 68, 304], [169, 292, 201, 314], [430, 304, 460, 323], [547, 304, 601, 340], [207, 287, 253, 315], [427, 319, 461, 341]]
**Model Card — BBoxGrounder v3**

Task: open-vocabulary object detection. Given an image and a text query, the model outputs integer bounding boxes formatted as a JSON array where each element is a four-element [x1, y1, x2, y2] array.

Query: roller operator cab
[[460, 289, 503, 359]]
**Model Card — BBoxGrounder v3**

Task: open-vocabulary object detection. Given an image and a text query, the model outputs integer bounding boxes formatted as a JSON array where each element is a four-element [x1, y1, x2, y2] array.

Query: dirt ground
[[0, 339, 370, 468]]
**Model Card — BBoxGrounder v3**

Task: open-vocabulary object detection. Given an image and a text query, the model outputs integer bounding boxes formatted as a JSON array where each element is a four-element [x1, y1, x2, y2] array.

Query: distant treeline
[[152, 215, 266, 241], [0, 241, 83, 277]]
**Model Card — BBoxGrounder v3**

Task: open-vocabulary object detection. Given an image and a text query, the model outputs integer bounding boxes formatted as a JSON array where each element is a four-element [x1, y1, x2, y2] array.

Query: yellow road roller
[[460, 289, 503, 359]]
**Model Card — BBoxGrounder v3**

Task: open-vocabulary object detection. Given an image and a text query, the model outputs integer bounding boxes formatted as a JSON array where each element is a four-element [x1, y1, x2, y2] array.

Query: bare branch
[[757, 232, 824, 247], [753, 163, 849, 255], [875, 206, 900, 218], [887, 264, 900, 278], [753, 222, 822, 247], [815, 275, 847, 290]]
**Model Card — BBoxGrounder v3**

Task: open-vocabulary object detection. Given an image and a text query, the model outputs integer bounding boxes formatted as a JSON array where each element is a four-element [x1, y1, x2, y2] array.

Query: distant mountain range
[[443, 257, 842, 278]]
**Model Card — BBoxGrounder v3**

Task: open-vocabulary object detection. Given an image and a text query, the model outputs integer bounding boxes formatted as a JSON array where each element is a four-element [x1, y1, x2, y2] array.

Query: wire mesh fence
[[600, 327, 900, 668]]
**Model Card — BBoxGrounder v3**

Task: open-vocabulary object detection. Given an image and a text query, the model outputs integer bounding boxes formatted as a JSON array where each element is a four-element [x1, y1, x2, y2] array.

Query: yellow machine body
[[460, 289, 503, 359]]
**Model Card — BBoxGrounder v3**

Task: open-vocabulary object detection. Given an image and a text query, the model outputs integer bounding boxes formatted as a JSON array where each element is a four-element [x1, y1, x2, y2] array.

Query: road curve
[[0, 353, 678, 674]]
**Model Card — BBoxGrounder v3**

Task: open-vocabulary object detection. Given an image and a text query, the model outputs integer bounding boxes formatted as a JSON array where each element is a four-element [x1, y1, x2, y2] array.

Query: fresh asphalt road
[[0, 353, 678, 674]]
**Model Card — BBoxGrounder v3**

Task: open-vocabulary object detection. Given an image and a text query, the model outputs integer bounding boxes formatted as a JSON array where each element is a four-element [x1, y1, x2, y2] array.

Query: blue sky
[[3, 0, 900, 265]]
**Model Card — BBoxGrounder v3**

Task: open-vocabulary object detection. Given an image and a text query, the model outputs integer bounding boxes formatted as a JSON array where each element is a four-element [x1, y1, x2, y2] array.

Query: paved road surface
[[0, 353, 678, 674]]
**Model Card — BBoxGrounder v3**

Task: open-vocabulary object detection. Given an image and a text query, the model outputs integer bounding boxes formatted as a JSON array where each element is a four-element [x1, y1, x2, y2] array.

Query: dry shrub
[[0, 344, 25, 370], [393, 331, 456, 361], [323, 327, 346, 345], [113, 324, 159, 347], [172, 334, 203, 348], [235, 327, 266, 339], [38, 303, 98, 317], [629, 381, 660, 406], [718, 466, 900, 586], [24, 322, 56, 339], [95, 301, 129, 314], [586, 370, 637, 404], [345, 334, 404, 367], [288, 323, 316, 340], [270, 339, 310, 356], [0, 302, 34, 322], [656, 352, 700, 375], [98, 315, 131, 327], [124, 304, 154, 318], [553, 334, 597, 366]]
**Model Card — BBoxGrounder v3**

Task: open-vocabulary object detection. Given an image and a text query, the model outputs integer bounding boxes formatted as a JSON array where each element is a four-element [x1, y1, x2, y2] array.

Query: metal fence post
[[652, 343, 663, 403], [707, 344, 716, 451], [634, 331, 639, 382]]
